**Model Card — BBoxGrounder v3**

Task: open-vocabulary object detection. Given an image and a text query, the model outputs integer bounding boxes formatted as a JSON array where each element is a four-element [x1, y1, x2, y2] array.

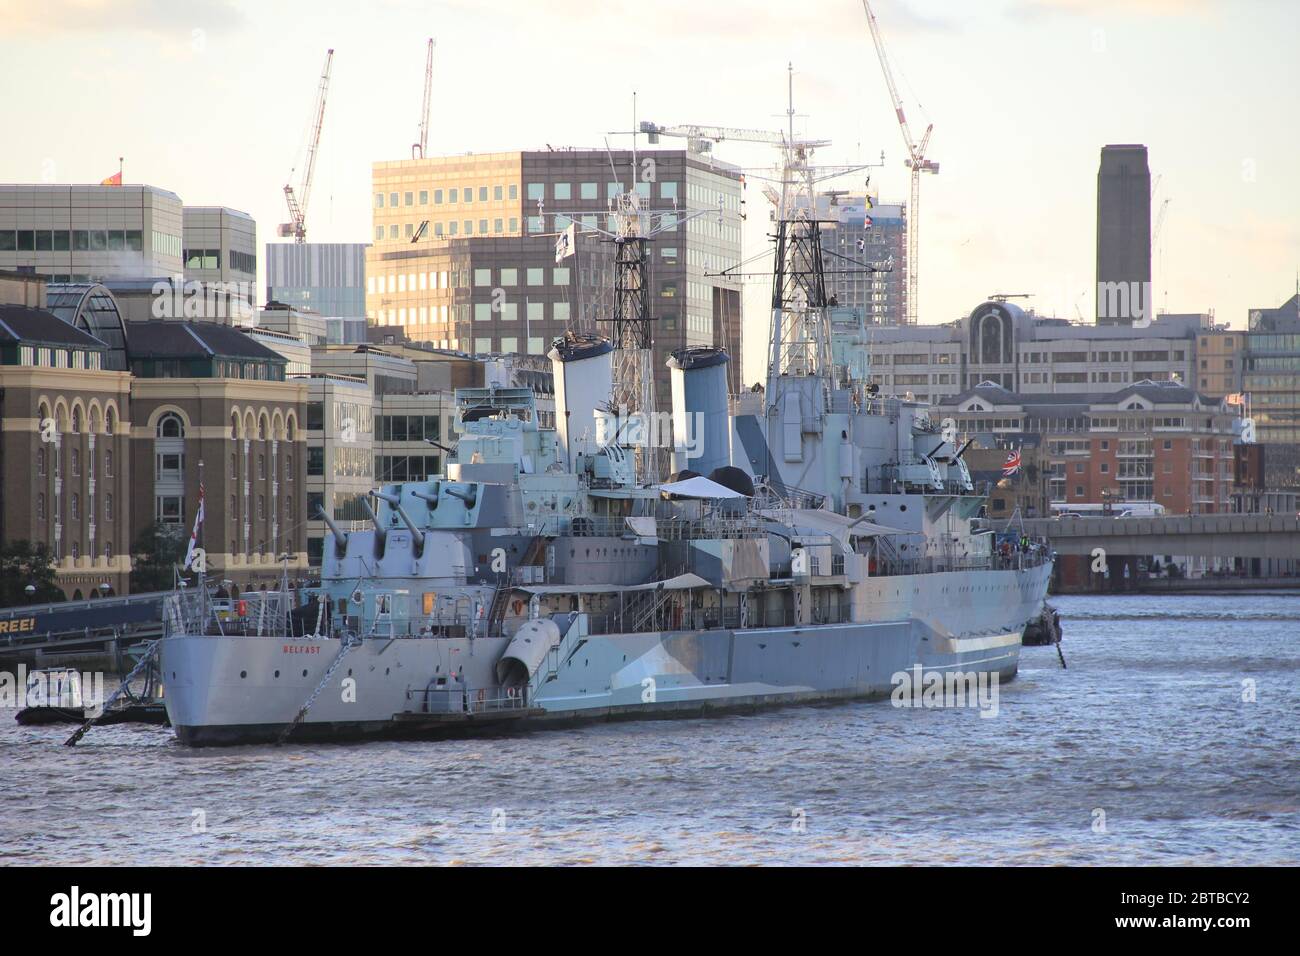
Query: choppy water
[[2, 593, 1297, 865]]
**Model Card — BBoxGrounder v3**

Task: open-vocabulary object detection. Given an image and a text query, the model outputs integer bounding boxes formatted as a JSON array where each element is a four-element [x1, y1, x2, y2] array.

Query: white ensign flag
[[554, 222, 576, 264]]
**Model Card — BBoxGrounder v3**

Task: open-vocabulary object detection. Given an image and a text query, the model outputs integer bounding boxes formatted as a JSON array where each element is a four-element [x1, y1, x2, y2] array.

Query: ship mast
[[763, 65, 873, 407]]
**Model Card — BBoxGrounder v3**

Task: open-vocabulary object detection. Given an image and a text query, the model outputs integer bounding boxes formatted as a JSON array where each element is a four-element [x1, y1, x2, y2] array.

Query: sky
[[2, 0, 1297, 386]]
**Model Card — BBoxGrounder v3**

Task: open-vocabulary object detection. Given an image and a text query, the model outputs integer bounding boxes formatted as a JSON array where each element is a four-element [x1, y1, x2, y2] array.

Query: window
[[71, 448, 80, 477], [419, 190, 428, 204], [474, 268, 492, 287], [554, 183, 571, 200], [104, 449, 113, 477], [157, 413, 184, 438], [478, 186, 488, 202], [434, 189, 443, 204], [463, 186, 473, 203], [37, 448, 46, 477], [157, 496, 183, 525], [553, 267, 570, 285], [474, 303, 492, 322], [375, 193, 384, 208], [494, 185, 503, 200], [389, 192, 399, 207], [105, 493, 114, 520], [661, 181, 678, 200], [71, 493, 80, 519], [257, 454, 266, 479], [527, 183, 544, 200], [500, 268, 518, 286], [527, 268, 544, 286], [527, 217, 543, 234], [449, 188, 458, 203], [508, 184, 518, 200], [37, 494, 45, 520]]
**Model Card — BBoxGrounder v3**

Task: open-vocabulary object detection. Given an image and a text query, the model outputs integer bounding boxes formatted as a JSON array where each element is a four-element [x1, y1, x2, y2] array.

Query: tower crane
[[862, 1, 938, 325], [412, 38, 435, 159], [278, 48, 334, 244]]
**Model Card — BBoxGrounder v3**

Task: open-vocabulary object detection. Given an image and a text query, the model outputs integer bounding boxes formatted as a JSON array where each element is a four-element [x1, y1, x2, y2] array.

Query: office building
[[182, 206, 257, 299], [832, 299, 1205, 404], [0, 295, 134, 598], [0, 184, 183, 283], [366, 148, 745, 400], [1243, 292, 1300, 487], [125, 320, 309, 592], [813, 192, 907, 326], [266, 241, 369, 321], [936, 380, 1239, 515]]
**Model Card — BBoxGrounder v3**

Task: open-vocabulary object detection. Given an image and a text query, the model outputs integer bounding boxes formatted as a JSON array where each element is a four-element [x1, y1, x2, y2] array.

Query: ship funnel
[[668, 346, 731, 475], [549, 332, 613, 468]]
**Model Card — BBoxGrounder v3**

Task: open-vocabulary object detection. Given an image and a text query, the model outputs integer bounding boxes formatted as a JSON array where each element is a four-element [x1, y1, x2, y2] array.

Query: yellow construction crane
[[278, 48, 334, 244], [412, 38, 435, 159], [862, 1, 938, 325]]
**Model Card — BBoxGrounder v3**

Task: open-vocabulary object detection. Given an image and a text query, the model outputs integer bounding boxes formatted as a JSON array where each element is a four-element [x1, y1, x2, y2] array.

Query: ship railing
[[750, 482, 827, 511], [655, 516, 768, 541], [405, 685, 529, 715], [588, 600, 855, 634], [870, 548, 1052, 577]]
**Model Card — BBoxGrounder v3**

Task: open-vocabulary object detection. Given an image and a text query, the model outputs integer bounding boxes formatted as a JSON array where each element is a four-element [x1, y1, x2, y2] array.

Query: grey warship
[[159, 161, 1052, 746]]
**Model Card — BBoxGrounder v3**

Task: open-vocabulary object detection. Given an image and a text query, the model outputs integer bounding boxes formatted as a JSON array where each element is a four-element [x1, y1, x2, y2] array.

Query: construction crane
[[640, 121, 830, 156], [278, 48, 334, 244], [862, 1, 938, 325], [1153, 196, 1171, 313], [412, 38, 435, 159]]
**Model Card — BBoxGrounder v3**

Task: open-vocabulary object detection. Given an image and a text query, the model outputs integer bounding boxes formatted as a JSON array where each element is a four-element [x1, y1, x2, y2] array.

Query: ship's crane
[[278, 48, 334, 244], [862, 1, 938, 325], [412, 38, 434, 159]]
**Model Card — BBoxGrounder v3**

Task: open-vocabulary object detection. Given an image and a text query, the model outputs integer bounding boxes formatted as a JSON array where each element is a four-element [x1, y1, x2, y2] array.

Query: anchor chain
[[276, 635, 361, 745], [65, 640, 161, 747]]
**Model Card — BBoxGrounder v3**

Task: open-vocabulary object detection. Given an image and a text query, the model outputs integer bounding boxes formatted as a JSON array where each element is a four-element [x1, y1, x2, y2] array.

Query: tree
[[0, 540, 65, 607], [129, 521, 187, 593]]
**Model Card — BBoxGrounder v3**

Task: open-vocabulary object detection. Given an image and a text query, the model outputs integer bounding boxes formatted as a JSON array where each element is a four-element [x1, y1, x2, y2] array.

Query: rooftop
[[0, 304, 107, 348], [125, 321, 285, 362]]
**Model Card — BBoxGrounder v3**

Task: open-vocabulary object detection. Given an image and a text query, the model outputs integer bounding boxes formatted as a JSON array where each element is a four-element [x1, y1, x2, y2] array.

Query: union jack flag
[[1002, 448, 1022, 478]]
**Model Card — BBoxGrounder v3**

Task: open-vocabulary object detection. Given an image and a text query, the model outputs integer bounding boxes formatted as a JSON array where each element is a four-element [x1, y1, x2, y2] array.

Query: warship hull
[[161, 561, 1051, 746]]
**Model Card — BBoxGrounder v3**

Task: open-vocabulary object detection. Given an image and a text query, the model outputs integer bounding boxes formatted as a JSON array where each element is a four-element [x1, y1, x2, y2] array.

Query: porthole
[[240, 670, 247, 679], [302, 669, 308, 677], [274, 670, 280, 678]]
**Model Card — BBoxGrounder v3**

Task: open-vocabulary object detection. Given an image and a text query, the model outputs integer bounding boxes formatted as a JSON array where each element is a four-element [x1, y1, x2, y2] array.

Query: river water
[[2, 593, 1297, 865]]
